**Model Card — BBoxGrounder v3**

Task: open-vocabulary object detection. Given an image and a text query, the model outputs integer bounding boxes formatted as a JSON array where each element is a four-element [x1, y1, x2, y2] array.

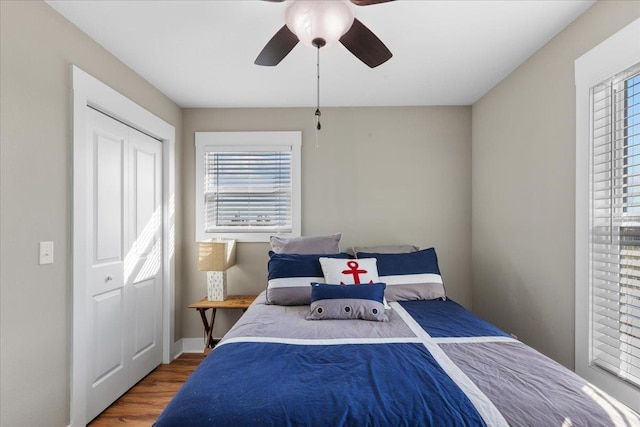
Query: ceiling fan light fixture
[[285, 0, 354, 48]]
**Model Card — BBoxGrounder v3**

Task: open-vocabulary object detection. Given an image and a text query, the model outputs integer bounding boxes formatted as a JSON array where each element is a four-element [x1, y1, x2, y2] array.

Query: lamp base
[[207, 271, 227, 301]]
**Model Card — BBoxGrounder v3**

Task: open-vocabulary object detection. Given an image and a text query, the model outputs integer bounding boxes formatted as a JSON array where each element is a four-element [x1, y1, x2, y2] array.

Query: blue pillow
[[356, 248, 446, 302], [266, 252, 349, 305], [307, 282, 388, 322]]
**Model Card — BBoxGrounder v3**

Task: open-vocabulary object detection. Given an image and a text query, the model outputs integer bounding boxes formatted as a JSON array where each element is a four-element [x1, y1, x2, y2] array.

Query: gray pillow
[[270, 233, 341, 254], [351, 244, 419, 257]]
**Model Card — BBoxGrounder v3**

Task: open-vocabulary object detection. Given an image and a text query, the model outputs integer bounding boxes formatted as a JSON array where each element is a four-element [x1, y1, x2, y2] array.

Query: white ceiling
[[46, 0, 595, 108]]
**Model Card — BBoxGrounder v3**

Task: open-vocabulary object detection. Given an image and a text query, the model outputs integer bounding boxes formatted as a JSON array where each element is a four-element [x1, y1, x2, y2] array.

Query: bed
[[156, 242, 639, 426]]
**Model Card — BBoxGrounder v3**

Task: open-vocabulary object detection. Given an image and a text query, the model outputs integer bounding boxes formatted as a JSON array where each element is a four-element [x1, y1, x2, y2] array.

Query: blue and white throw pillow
[[266, 252, 349, 305], [356, 248, 446, 302], [306, 282, 388, 322]]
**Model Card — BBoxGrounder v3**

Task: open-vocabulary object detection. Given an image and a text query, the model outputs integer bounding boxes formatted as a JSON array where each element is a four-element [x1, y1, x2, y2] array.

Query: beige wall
[[182, 107, 472, 339], [0, 1, 183, 426], [471, 0, 640, 369]]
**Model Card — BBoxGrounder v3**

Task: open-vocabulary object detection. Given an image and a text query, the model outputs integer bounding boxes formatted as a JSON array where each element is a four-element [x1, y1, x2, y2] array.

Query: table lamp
[[198, 239, 236, 301]]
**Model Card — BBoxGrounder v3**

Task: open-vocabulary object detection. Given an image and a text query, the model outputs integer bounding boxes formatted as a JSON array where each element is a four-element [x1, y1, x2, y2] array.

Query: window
[[590, 64, 640, 388], [195, 131, 301, 242], [575, 17, 640, 413]]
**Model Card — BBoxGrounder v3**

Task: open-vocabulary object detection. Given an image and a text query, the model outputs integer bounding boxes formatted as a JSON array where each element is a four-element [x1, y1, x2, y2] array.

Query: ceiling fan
[[255, 0, 394, 68]]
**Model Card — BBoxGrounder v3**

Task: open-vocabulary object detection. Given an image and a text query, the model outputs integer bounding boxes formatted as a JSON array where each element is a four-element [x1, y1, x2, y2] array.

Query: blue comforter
[[157, 341, 484, 427], [155, 296, 638, 427]]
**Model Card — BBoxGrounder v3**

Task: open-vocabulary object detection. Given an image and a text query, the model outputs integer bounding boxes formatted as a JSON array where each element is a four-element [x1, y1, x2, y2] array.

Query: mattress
[[155, 293, 639, 426]]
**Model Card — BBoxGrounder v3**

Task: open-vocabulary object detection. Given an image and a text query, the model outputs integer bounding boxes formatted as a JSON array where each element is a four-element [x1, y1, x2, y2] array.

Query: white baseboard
[[173, 337, 225, 354], [181, 337, 208, 353]]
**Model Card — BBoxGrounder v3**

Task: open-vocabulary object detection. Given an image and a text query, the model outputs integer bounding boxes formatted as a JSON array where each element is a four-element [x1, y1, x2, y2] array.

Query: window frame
[[195, 131, 302, 243], [575, 17, 640, 413]]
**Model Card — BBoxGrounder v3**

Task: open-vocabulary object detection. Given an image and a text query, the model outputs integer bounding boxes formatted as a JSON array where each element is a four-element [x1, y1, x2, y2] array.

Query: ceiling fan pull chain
[[315, 44, 321, 131], [313, 116, 320, 148]]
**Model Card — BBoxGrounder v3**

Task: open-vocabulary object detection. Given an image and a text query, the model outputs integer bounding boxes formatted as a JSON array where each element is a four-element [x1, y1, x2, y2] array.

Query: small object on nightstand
[[189, 295, 257, 354], [198, 239, 236, 301]]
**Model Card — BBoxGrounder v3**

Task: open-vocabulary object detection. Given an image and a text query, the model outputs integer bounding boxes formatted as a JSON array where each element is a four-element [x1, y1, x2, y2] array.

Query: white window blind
[[590, 62, 640, 388], [204, 150, 292, 232], [194, 131, 301, 243]]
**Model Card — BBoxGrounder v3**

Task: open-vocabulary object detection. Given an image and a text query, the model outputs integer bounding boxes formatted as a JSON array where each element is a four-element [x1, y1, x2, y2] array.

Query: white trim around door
[[71, 66, 177, 427]]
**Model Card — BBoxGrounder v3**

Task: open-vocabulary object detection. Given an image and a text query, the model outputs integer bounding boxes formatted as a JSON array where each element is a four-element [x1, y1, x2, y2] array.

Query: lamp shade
[[285, 0, 354, 48], [198, 240, 236, 271]]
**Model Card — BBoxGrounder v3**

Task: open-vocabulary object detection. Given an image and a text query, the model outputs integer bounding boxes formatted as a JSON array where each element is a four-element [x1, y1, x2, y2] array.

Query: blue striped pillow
[[356, 248, 446, 302], [266, 252, 349, 305]]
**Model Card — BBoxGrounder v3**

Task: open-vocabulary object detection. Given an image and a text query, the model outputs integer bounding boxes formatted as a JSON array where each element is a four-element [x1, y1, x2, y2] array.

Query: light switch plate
[[39, 241, 54, 265]]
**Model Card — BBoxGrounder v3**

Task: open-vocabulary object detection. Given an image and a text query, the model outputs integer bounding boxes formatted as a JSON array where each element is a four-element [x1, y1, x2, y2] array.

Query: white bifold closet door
[[84, 107, 163, 421]]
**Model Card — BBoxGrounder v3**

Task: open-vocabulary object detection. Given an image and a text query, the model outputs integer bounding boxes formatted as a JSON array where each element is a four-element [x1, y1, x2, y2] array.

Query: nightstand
[[188, 295, 257, 354]]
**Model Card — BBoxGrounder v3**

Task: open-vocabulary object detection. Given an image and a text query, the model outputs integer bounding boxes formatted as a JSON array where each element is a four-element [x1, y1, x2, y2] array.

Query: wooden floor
[[89, 353, 205, 426]]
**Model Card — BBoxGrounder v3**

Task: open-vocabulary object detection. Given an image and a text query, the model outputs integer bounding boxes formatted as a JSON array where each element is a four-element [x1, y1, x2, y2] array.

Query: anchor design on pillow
[[340, 261, 374, 285]]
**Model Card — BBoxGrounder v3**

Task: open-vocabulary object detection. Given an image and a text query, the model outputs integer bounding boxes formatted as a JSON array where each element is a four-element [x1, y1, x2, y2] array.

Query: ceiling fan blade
[[339, 18, 392, 68], [350, 0, 395, 5], [255, 25, 299, 66]]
